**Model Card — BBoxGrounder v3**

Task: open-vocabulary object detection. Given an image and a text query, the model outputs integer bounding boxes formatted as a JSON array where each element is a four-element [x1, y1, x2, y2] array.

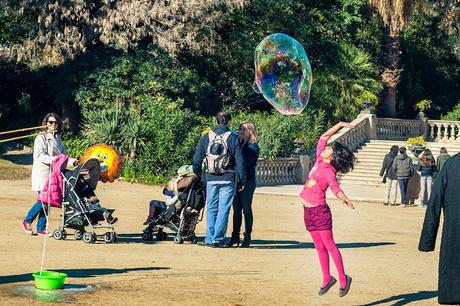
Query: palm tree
[[369, 0, 421, 117]]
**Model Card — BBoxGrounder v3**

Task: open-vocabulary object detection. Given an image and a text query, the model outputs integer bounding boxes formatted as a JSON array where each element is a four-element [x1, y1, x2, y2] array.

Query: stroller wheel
[[83, 232, 96, 243], [104, 232, 117, 243], [173, 236, 184, 244], [156, 231, 167, 241], [142, 231, 153, 241], [53, 229, 63, 240], [74, 230, 83, 240], [190, 236, 198, 244]]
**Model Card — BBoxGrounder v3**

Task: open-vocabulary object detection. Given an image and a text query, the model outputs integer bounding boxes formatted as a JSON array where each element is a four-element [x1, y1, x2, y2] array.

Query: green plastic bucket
[[32, 271, 68, 290]]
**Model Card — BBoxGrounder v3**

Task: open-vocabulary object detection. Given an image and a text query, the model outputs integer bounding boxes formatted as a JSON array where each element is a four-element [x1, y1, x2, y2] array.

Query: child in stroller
[[142, 165, 205, 243], [52, 158, 118, 244]]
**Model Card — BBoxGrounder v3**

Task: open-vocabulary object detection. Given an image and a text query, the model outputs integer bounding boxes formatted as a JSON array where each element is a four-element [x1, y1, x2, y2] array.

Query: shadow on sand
[[251, 240, 395, 250], [0, 267, 170, 285], [362, 290, 438, 305]]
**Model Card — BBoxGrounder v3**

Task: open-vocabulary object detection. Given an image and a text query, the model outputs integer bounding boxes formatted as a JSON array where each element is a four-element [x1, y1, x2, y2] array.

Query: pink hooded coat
[[38, 154, 69, 208]]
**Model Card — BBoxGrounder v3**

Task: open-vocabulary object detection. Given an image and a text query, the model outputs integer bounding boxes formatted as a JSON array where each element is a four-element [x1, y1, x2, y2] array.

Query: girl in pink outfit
[[299, 122, 356, 297]]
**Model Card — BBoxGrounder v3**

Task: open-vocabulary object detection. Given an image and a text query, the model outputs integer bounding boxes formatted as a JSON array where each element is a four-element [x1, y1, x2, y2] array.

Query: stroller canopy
[[65, 158, 101, 190]]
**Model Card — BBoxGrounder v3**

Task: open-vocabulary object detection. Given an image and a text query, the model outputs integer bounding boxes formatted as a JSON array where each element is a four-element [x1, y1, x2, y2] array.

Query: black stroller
[[141, 176, 205, 244], [52, 158, 118, 244]]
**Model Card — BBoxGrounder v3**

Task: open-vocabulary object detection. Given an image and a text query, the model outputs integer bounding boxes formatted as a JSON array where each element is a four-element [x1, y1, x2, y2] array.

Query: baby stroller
[[52, 158, 118, 244], [141, 175, 205, 244]]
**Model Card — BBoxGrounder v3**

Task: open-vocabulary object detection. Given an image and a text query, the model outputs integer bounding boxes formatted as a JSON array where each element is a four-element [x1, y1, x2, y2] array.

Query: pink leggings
[[309, 229, 347, 288]]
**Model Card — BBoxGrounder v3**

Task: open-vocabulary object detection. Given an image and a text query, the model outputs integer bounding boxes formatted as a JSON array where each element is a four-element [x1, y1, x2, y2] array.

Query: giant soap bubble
[[254, 33, 312, 115]]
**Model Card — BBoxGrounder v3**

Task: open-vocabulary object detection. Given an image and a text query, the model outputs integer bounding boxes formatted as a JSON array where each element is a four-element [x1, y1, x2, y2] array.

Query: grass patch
[[0, 157, 31, 180]]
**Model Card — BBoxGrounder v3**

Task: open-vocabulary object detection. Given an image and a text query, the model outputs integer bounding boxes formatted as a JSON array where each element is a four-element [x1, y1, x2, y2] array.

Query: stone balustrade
[[376, 118, 424, 140], [254, 112, 460, 186], [428, 120, 460, 141], [256, 158, 302, 186], [329, 117, 370, 151]]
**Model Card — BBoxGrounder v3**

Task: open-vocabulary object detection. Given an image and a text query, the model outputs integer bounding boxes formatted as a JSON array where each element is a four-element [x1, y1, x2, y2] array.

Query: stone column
[[298, 155, 313, 184], [357, 110, 377, 140]]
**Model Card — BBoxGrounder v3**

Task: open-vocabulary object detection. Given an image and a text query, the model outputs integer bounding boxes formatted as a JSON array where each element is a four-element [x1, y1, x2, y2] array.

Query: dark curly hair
[[41, 113, 63, 134], [329, 142, 356, 174]]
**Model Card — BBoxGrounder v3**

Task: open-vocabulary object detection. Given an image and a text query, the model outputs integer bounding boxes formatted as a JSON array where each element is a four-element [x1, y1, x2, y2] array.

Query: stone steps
[[338, 139, 458, 187]]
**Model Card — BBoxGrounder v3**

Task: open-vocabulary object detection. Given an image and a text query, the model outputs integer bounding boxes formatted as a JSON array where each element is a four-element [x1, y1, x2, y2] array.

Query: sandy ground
[[0, 178, 441, 305]]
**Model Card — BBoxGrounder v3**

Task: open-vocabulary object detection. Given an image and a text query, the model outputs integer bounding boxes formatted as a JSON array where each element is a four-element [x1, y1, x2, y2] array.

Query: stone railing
[[376, 118, 424, 140], [256, 158, 301, 186], [428, 120, 460, 141], [254, 112, 460, 186], [328, 117, 370, 151]]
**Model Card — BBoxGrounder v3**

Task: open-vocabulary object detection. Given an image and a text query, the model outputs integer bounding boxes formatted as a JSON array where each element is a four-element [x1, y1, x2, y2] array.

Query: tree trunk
[[61, 99, 80, 133], [380, 26, 402, 118]]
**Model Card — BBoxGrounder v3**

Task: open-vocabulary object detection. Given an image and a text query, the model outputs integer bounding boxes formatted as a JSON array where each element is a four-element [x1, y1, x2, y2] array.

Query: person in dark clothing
[[416, 149, 436, 208], [192, 112, 247, 247], [227, 121, 260, 248], [380, 145, 399, 205], [392, 147, 414, 207], [436, 147, 450, 173], [419, 154, 460, 305]]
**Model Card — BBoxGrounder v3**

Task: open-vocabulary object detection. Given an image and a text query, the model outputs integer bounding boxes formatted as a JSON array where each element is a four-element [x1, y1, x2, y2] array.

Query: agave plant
[[81, 108, 123, 148], [121, 111, 148, 160]]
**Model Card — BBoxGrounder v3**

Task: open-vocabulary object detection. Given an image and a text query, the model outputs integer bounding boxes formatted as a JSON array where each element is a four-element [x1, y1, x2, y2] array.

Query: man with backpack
[[192, 112, 246, 247]]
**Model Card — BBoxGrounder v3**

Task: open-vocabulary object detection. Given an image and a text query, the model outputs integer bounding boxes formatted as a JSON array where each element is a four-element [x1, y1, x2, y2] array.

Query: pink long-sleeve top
[[299, 137, 342, 205]]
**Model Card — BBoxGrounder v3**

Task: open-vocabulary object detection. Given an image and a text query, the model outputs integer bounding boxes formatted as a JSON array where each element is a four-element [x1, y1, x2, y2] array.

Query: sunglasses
[[47, 120, 58, 125]]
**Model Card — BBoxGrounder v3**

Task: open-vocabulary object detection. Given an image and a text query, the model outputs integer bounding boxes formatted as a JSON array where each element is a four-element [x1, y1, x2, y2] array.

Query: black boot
[[226, 232, 240, 247], [240, 233, 251, 248]]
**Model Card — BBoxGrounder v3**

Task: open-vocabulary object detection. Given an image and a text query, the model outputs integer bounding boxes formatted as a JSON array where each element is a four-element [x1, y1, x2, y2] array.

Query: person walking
[[392, 147, 414, 207], [227, 121, 260, 248], [416, 149, 436, 208], [192, 112, 246, 248], [22, 113, 76, 236], [436, 147, 450, 173], [299, 122, 356, 297], [379, 145, 399, 205]]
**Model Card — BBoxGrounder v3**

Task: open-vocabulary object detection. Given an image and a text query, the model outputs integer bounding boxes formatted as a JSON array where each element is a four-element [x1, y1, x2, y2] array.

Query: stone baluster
[[449, 124, 455, 140]]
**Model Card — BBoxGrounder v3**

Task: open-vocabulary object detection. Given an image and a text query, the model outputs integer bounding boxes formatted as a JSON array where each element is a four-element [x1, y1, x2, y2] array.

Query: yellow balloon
[[79, 144, 124, 183]]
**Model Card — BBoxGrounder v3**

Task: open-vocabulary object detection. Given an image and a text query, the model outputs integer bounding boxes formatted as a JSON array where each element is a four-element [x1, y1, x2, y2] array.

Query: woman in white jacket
[[22, 113, 74, 236]]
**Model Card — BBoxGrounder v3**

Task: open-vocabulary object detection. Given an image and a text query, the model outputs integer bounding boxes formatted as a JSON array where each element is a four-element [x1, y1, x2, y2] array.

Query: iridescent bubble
[[254, 33, 312, 115]]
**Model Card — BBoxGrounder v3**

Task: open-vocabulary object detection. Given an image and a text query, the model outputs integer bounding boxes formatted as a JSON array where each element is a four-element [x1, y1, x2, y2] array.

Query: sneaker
[[197, 241, 212, 247], [107, 216, 118, 224], [401, 203, 406, 207], [37, 231, 52, 237], [383, 202, 389, 206], [22, 221, 33, 235]]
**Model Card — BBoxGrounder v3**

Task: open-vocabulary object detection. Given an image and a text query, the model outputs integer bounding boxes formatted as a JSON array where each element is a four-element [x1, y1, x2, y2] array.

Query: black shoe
[[240, 233, 251, 248], [226, 233, 240, 247], [339, 275, 352, 297], [212, 242, 228, 248], [197, 241, 211, 247], [318, 276, 336, 296]]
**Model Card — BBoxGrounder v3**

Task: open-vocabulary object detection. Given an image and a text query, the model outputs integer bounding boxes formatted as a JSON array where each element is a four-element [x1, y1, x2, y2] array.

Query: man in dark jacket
[[192, 112, 246, 247], [380, 145, 399, 205], [392, 147, 413, 207], [419, 154, 460, 305]]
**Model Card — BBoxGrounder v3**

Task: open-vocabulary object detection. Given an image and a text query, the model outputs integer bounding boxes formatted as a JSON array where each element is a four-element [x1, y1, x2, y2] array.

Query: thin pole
[[0, 125, 46, 135], [0, 132, 44, 143]]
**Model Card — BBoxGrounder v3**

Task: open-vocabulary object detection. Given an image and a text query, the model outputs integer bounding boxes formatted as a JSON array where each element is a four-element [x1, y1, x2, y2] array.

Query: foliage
[[406, 136, 426, 146], [441, 101, 460, 121], [414, 99, 432, 112], [5, 0, 248, 67]]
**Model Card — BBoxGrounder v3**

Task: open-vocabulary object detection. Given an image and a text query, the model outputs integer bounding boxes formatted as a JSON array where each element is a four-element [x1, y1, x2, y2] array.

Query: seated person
[[76, 172, 118, 224], [143, 174, 194, 225]]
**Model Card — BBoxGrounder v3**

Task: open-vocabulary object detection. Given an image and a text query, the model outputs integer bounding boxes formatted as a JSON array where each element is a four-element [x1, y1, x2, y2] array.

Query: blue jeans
[[398, 178, 409, 205], [24, 200, 48, 232], [205, 181, 236, 244]]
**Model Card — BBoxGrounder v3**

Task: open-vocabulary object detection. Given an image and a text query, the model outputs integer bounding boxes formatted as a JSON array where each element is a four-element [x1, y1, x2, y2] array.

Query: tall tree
[[369, 0, 420, 117], [7, 0, 247, 68]]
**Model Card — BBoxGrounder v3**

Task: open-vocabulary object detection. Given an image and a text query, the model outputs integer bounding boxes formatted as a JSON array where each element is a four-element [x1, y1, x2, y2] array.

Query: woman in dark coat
[[227, 121, 260, 248], [419, 154, 460, 305]]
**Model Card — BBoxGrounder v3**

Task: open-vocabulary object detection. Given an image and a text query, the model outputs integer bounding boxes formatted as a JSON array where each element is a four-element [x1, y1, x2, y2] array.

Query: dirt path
[[0, 178, 440, 305]]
